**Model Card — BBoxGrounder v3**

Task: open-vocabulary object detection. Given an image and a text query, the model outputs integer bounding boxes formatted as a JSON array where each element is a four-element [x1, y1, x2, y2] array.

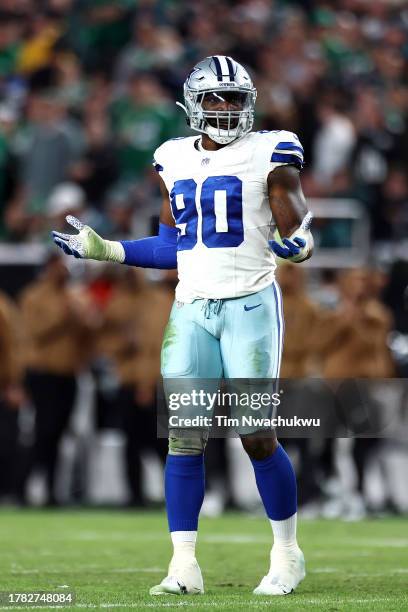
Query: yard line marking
[[110, 567, 165, 573], [65, 532, 408, 548], [343, 538, 408, 548], [67, 532, 268, 544], [89, 598, 407, 608], [309, 567, 408, 576], [8, 564, 407, 577], [0, 597, 402, 610], [201, 535, 267, 544], [10, 567, 165, 575], [8, 564, 408, 579]]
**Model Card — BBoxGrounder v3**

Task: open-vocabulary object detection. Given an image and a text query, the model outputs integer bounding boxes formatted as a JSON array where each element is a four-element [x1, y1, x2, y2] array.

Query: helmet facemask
[[183, 87, 256, 144]]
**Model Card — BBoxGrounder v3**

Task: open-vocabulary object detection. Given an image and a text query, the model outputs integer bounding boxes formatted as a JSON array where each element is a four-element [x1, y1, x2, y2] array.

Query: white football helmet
[[177, 56, 257, 145]]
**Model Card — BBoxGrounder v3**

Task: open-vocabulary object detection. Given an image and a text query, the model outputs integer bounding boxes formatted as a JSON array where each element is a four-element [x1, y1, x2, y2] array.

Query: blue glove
[[269, 237, 306, 259]]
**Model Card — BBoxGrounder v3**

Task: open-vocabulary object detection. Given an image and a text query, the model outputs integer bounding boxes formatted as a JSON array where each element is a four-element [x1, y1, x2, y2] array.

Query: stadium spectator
[[68, 111, 119, 211], [47, 181, 107, 237], [0, 0, 405, 246], [47, 181, 85, 221], [19, 252, 95, 505], [316, 268, 395, 517], [312, 95, 356, 188], [277, 263, 322, 506], [17, 11, 63, 76], [97, 267, 172, 506], [317, 268, 394, 379], [350, 88, 400, 236], [103, 186, 136, 240], [378, 167, 408, 242], [110, 73, 181, 180], [0, 290, 24, 502], [384, 260, 408, 337], [0, 103, 19, 239], [7, 90, 83, 239], [0, 11, 24, 80], [114, 20, 184, 94], [67, 0, 135, 74], [277, 263, 319, 378]]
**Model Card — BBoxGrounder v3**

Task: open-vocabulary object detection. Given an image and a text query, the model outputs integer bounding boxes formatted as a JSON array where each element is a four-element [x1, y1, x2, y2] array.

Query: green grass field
[[0, 510, 407, 611]]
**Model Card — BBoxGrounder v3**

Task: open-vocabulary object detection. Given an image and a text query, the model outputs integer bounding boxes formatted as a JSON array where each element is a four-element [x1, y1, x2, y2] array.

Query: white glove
[[52, 215, 125, 262]]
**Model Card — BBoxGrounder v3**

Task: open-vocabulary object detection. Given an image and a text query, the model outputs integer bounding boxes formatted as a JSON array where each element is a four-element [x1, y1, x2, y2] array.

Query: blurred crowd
[[0, 0, 407, 247], [0, 254, 176, 506], [0, 255, 407, 518]]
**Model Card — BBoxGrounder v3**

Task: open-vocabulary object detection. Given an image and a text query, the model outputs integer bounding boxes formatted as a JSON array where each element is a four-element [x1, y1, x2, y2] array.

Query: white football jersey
[[153, 130, 304, 303]]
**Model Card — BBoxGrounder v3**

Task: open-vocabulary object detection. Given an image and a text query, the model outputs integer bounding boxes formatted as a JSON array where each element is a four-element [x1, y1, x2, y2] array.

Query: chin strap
[[176, 101, 190, 126], [176, 101, 188, 114]]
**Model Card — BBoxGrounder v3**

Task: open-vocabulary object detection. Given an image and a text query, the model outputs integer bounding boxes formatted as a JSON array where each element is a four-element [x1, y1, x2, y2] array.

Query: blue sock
[[250, 445, 297, 520], [165, 454, 205, 532]]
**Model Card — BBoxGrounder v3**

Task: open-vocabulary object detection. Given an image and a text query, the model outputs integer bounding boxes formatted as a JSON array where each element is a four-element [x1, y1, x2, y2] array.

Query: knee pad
[[168, 428, 209, 455]]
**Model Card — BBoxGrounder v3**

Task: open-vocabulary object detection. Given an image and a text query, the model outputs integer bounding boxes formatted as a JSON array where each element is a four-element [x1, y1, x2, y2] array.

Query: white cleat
[[149, 557, 204, 596], [253, 545, 306, 596]]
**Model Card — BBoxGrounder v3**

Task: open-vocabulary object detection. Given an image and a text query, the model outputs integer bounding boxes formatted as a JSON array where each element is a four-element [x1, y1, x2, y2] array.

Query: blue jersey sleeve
[[120, 223, 178, 269]]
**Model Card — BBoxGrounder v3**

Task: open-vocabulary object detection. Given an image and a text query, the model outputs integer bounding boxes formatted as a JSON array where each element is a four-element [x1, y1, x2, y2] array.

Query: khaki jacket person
[[19, 255, 94, 375], [315, 269, 395, 378], [277, 264, 319, 378], [0, 291, 24, 398], [98, 269, 173, 401]]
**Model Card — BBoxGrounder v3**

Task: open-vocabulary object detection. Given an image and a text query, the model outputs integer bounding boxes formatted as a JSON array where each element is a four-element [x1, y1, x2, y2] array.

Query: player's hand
[[269, 236, 306, 259], [52, 215, 111, 261], [270, 211, 313, 263]]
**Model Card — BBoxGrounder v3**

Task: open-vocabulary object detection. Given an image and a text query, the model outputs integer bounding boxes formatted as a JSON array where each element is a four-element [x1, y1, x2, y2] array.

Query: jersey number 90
[[170, 175, 244, 250]]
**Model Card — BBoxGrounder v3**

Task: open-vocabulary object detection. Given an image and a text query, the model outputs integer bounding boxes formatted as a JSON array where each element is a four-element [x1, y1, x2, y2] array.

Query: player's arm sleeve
[[120, 223, 178, 269]]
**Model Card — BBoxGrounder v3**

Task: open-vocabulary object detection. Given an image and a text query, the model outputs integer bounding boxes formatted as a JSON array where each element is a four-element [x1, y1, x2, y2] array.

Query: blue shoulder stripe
[[275, 141, 304, 155], [271, 152, 303, 169], [152, 159, 163, 172]]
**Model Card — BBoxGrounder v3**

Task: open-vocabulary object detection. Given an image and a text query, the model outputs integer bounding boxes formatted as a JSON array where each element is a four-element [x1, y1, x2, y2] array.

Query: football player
[[53, 55, 313, 597]]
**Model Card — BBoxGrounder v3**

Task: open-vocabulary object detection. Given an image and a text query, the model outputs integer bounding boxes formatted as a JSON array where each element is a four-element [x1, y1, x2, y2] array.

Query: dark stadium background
[[0, 0, 407, 523]]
